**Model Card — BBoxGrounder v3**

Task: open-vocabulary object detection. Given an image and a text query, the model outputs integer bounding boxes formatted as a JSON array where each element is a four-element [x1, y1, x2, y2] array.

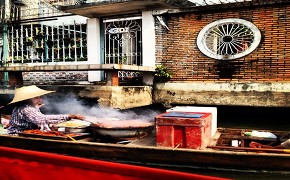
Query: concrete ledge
[[79, 85, 153, 109], [155, 82, 290, 92], [154, 82, 290, 107], [0, 64, 155, 72]]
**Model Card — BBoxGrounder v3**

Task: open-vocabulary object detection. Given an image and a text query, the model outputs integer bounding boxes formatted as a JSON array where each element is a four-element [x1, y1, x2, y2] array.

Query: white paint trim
[[142, 11, 156, 67], [87, 18, 101, 82]]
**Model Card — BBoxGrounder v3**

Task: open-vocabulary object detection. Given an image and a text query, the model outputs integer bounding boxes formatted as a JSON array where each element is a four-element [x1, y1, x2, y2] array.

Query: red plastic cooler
[[155, 112, 212, 149]]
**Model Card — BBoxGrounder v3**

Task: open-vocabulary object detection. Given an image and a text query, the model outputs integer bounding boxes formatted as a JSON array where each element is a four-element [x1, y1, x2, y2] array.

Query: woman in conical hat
[[7, 85, 85, 134]]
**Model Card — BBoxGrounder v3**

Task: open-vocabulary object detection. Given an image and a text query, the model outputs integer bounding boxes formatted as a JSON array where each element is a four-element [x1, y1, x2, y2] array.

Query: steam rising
[[42, 93, 161, 122]]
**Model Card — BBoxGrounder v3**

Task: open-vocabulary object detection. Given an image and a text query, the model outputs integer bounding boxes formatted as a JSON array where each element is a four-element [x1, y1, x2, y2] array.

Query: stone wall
[[78, 86, 153, 109], [22, 71, 88, 85]]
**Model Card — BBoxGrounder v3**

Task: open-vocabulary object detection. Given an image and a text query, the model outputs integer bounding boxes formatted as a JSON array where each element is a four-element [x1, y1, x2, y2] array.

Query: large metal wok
[[85, 117, 154, 138], [92, 125, 154, 138]]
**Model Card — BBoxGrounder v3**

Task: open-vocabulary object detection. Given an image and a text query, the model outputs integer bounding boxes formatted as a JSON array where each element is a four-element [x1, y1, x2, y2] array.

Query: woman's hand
[[68, 114, 85, 120]]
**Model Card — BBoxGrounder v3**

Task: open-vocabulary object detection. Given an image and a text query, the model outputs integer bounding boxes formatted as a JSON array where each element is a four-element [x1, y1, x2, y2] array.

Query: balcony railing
[[6, 22, 87, 65]]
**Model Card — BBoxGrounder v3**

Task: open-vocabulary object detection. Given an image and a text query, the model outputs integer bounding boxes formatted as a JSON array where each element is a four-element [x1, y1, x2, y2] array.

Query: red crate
[[155, 112, 212, 149]]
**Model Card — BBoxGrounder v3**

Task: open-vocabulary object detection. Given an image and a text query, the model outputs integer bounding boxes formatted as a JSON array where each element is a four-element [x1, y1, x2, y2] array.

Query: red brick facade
[[156, 4, 290, 83]]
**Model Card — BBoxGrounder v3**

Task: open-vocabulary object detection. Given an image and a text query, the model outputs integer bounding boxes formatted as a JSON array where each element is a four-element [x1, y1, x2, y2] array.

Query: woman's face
[[30, 96, 43, 107]]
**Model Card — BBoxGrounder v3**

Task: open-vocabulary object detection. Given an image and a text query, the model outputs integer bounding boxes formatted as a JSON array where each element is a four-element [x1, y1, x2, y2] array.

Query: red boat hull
[[0, 146, 226, 180]]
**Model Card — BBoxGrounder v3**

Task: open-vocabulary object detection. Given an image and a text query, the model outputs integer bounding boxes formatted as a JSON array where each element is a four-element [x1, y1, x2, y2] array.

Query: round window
[[197, 18, 261, 60]]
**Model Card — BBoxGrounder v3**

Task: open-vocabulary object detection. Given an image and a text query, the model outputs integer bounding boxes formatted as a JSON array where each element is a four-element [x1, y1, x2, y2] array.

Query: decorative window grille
[[197, 18, 261, 60], [103, 16, 142, 80], [103, 16, 142, 65], [7, 22, 87, 64]]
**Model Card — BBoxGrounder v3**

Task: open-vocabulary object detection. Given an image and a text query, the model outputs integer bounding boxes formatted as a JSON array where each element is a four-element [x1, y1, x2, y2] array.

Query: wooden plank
[[220, 134, 277, 142], [207, 145, 290, 154], [208, 130, 221, 146], [127, 134, 156, 147]]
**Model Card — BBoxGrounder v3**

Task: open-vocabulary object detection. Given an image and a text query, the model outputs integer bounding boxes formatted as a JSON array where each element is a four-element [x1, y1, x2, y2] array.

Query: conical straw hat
[[8, 85, 55, 104]]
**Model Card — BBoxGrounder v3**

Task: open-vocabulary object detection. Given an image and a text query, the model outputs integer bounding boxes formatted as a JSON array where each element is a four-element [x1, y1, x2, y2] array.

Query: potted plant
[[76, 37, 82, 42], [35, 28, 44, 40], [65, 56, 74, 62], [46, 40, 54, 48], [25, 37, 33, 46], [154, 65, 172, 82], [77, 57, 87, 61], [35, 46, 44, 53], [63, 37, 71, 45], [13, 56, 22, 63]]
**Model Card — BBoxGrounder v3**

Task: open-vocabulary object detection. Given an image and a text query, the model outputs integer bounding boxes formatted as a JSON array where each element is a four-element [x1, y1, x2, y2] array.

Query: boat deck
[[75, 127, 290, 150], [121, 128, 290, 150], [126, 133, 156, 147]]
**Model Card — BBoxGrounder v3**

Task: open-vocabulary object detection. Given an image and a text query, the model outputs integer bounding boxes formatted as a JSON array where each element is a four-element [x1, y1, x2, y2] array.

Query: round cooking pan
[[89, 118, 155, 138]]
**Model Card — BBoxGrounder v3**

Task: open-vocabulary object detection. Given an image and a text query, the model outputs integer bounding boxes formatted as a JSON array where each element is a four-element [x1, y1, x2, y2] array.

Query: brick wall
[[22, 71, 88, 85], [155, 4, 290, 83]]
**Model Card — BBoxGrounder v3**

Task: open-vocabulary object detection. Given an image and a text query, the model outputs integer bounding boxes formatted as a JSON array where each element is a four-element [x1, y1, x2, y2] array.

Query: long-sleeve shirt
[[7, 104, 69, 134]]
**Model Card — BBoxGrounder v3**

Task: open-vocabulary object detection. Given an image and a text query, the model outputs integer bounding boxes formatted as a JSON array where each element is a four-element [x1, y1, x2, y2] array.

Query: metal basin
[[65, 127, 88, 133], [52, 119, 91, 133]]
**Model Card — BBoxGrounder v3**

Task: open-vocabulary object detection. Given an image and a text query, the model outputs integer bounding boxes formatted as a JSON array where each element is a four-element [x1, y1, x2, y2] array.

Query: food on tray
[[23, 129, 79, 137], [84, 116, 120, 123], [54, 119, 91, 128]]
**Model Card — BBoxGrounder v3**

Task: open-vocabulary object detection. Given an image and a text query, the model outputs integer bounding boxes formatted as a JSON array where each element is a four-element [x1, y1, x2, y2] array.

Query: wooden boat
[[0, 146, 225, 180], [0, 127, 290, 173]]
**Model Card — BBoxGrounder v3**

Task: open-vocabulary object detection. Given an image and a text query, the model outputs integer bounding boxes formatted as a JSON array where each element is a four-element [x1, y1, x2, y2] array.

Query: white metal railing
[[7, 22, 87, 65]]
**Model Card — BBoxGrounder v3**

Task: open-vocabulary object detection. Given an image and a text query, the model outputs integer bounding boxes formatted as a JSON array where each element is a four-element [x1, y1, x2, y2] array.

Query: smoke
[[42, 93, 161, 122]]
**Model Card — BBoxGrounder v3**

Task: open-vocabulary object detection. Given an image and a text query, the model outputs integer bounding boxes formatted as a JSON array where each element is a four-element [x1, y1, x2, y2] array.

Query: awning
[[57, 0, 289, 17], [58, 0, 196, 17]]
